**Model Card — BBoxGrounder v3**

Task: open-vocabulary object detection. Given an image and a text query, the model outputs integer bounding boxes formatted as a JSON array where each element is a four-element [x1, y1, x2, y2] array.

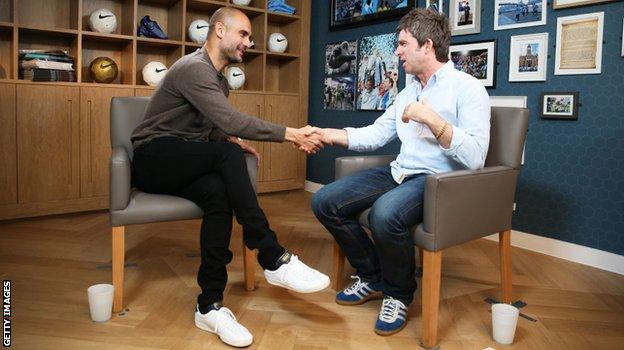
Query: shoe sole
[[335, 291, 383, 306], [374, 320, 408, 336], [265, 277, 330, 293], [194, 315, 253, 348]]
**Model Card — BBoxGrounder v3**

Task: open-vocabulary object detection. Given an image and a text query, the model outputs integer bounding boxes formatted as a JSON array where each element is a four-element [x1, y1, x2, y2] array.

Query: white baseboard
[[304, 180, 624, 275]]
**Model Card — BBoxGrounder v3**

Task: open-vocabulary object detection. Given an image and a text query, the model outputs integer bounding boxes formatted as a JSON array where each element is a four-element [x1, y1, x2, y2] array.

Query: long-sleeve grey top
[[131, 48, 286, 149]]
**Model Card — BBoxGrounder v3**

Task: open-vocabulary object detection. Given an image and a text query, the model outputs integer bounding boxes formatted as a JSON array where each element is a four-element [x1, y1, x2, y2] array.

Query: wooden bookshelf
[[0, 0, 311, 220]]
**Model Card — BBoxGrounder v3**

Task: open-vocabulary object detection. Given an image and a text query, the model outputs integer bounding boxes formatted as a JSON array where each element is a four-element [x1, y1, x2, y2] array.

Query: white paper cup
[[492, 303, 519, 344], [87, 284, 114, 322]]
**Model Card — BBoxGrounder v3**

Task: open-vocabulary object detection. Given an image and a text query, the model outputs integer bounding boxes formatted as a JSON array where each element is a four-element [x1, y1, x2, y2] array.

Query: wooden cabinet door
[[17, 85, 80, 203], [0, 84, 16, 205], [135, 88, 154, 97], [80, 87, 134, 198], [229, 92, 266, 182], [265, 94, 301, 184]]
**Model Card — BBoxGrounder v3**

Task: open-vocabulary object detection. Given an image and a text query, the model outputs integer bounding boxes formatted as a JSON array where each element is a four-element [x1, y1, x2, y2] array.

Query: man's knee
[[369, 203, 409, 239], [311, 186, 334, 219]]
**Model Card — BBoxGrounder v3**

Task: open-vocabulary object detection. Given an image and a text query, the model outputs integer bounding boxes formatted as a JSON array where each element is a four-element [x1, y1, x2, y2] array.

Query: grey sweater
[[131, 48, 286, 148]]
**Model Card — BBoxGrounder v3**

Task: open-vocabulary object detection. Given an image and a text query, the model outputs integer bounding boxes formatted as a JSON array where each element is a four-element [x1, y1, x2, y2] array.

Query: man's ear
[[214, 22, 226, 39]]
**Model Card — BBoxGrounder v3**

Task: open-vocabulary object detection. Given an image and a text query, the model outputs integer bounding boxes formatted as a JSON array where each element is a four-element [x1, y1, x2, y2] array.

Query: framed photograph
[[555, 12, 604, 75], [450, 0, 481, 35], [509, 33, 548, 82], [553, 0, 618, 9], [425, 0, 444, 13], [325, 40, 358, 75], [449, 40, 497, 87], [540, 92, 579, 120], [621, 18, 624, 57], [324, 76, 356, 111], [357, 33, 399, 110], [330, 0, 415, 31], [494, 0, 546, 31]]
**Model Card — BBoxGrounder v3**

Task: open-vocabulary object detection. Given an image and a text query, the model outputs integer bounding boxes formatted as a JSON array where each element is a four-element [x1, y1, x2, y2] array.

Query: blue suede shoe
[[374, 296, 408, 336], [335, 276, 383, 305], [138, 15, 168, 39]]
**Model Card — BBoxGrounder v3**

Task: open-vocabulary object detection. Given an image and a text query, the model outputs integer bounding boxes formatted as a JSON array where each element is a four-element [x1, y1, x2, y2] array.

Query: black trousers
[[132, 136, 285, 307]]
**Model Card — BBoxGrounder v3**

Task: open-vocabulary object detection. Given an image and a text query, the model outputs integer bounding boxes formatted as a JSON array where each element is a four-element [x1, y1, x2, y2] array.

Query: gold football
[[89, 57, 118, 83]]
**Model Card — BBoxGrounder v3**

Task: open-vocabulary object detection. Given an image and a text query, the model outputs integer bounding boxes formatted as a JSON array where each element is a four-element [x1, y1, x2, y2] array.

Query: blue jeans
[[312, 166, 426, 305]]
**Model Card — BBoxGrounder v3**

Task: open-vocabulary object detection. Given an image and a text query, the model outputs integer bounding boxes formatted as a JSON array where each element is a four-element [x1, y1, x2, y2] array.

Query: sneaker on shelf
[[138, 15, 168, 39], [194, 304, 253, 347], [335, 275, 383, 306], [263, 254, 330, 293], [374, 296, 408, 336]]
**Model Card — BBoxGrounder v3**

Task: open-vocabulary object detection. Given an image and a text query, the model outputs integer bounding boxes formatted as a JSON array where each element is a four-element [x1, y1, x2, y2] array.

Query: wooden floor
[[1, 190, 624, 350]]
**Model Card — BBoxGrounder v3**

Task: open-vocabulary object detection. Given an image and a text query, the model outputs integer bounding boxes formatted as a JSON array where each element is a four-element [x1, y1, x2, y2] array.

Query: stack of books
[[19, 50, 77, 82]]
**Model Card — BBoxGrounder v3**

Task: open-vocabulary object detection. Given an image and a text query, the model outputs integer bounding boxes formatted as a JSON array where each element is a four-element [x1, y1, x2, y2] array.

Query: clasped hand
[[401, 97, 434, 124]]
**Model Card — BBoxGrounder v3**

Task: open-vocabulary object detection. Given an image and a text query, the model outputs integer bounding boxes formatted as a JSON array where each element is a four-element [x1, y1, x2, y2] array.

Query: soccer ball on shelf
[[226, 66, 245, 90], [89, 8, 118, 34], [188, 19, 209, 44], [89, 57, 118, 83], [268, 32, 288, 53], [232, 0, 252, 5], [142, 61, 168, 87]]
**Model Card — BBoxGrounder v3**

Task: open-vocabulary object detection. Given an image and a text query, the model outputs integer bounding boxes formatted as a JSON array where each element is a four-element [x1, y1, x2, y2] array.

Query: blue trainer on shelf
[[138, 15, 168, 39], [374, 296, 408, 336], [335, 276, 383, 305]]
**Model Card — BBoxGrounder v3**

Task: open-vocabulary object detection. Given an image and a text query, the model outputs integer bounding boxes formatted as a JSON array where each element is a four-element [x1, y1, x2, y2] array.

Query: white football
[[232, 0, 252, 5], [226, 66, 245, 90], [89, 8, 117, 34], [188, 19, 209, 44], [268, 32, 288, 53], [142, 61, 167, 87]]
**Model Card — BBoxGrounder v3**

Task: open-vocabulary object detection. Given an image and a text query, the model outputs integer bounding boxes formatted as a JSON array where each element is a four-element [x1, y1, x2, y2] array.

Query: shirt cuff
[[440, 124, 465, 156], [344, 127, 359, 151]]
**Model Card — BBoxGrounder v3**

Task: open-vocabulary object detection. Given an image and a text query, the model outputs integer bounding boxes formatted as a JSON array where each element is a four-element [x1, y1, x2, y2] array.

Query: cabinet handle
[[68, 99, 73, 185], [268, 104, 273, 119], [87, 100, 92, 183], [256, 104, 261, 117]]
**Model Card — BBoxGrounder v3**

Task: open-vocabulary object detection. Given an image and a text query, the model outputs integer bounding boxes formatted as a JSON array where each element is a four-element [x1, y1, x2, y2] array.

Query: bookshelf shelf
[[82, 31, 134, 43]]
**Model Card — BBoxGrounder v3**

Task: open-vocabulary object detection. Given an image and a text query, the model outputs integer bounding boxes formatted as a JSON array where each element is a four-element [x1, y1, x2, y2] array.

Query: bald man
[[131, 8, 329, 347]]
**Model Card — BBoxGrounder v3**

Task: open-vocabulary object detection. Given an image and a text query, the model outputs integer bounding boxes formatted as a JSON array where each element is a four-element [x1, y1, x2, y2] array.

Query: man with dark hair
[[311, 8, 490, 335], [131, 7, 329, 348]]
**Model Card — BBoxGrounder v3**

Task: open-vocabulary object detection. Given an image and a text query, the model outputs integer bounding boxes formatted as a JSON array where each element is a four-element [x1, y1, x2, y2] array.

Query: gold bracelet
[[435, 122, 448, 140]]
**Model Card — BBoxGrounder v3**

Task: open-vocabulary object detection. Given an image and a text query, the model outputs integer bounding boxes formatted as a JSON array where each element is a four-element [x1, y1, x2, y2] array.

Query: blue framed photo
[[330, 0, 415, 31]]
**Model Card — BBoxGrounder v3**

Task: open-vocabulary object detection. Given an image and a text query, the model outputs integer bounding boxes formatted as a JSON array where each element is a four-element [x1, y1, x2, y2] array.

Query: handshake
[[285, 126, 335, 155]]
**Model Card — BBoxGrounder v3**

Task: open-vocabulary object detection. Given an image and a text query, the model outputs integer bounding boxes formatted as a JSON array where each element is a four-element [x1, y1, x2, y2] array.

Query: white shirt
[[345, 61, 491, 183]]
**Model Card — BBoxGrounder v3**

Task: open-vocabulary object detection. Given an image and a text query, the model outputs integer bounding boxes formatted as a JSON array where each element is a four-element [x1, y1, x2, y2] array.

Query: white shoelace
[[379, 297, 407, 323], [209, 307, 237, 334], [344, 275, 367, 295]]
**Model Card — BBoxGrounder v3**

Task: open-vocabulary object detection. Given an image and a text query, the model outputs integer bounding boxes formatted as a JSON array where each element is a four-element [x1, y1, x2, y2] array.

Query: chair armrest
[[110, 146, 131, 211], [244, 154, 258, 193], [335, 155, 397, 180], [419, 166, 519, 250]]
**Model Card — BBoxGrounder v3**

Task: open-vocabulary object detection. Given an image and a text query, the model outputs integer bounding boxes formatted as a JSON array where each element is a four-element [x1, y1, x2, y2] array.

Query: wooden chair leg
[[499, 230, 513, 304], [418, 247, 424, 269], [421, 250, 442, 349], [112, 226, 125, 313], [243, 240, 256, 291], [332, 241, 346, 291]]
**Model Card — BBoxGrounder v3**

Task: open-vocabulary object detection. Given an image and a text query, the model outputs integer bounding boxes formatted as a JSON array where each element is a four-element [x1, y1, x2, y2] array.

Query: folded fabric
[[268, 0, 296, 14]]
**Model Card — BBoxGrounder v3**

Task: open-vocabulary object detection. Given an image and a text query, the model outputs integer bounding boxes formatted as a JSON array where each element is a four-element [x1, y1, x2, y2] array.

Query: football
[[142, 61, 168, 87], [268, 32, 288, 53], [226, 66, 245, 90], [88, 9, 117, 34], [188, 19, 209, 44]]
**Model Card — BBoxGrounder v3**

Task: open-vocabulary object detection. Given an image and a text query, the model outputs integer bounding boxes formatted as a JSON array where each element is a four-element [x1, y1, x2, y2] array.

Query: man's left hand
[[229, 137, 261, 166], [401, 98, 434, 124]]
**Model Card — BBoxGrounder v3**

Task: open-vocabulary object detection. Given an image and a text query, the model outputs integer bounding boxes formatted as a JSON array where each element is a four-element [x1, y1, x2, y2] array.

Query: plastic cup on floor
[[87, 284, 114, 322], [491, 303, 519, 344]]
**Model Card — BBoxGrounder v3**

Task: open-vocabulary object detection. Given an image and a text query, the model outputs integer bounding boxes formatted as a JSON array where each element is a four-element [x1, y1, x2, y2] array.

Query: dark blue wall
[[307, 2, 624, 255]]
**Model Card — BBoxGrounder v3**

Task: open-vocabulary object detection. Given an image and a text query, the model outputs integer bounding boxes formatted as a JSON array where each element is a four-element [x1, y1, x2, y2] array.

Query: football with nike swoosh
[[142, 61, 168, 86], [89, 57, 118, 83], [188, 19, 209, 44], [88, 9, 117, 34], [268, 33, 288, 53], [225, 66, 245, 90], [232, 0, 252, 5]]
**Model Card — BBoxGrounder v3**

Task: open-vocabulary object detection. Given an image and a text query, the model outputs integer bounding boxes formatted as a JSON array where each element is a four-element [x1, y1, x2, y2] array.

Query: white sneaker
[[263, 254, 330, 293], [194, 305, 253, 347]]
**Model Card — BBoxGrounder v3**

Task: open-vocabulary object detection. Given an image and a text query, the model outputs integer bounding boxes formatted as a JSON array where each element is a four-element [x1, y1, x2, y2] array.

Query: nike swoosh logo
[[100, 63, 114, 69], [99, 14, 113, 19], [233, 73, 243, 77], [276, 38, 286, 42], [196, 25, 208, 29], [155, 68, 167, 73]]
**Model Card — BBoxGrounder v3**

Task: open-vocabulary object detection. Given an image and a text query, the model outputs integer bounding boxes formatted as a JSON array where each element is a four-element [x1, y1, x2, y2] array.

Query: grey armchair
[[331, 106, 530, 348], [109, 97, 258, 313]]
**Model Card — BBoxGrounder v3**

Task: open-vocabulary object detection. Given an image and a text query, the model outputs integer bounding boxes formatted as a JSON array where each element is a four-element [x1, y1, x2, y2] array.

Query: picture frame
[[509, 33, 548, 82], [425, 0, 444, 13], [540, 92, 579, 120], [325, 40, 358, 76], [494, 0, 547, 31], [555, 12, 604, 75], [330, 0, 415, 31], [553, 0, 618, 9], [621, 18, 624, 57], [449, 0, 481, 36], [324, 76, 356, 111], [449, 39, 497, 87], [357, 33, 399, 111]]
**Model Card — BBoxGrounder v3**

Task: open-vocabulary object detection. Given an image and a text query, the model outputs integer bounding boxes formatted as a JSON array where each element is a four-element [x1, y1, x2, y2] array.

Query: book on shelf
[[20, 53, 75, 63], [20, 59, 74, 71], [21, 68, 77, 82]]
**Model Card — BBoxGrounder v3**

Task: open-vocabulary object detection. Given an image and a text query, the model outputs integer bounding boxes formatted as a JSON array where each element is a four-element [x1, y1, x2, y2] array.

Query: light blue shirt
[[345, 61, 491, 183]]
